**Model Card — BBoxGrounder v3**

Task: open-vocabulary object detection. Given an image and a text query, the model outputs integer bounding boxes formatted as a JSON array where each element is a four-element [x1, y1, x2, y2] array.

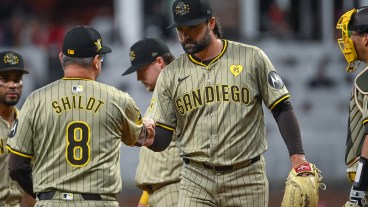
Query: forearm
[[273, 101, 304, 156], [8, 153, 35, 198], [147, 126, 173, 152]]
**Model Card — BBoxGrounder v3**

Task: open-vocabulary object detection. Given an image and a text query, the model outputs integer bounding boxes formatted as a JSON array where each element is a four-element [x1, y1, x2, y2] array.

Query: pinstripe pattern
[[148, 40, 289, 165], [346, 85, 366, 165], [147, 182, 180, 206], [147, 40, 288, 206], [6, 78, 143, 200], [179, 156, 268, 207], [0, 108, 22, 206], [135, 135, 182, 206]]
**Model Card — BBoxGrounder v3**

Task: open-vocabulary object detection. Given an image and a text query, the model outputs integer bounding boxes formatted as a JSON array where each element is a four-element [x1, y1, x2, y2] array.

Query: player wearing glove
[[281, 163, 326, 207], [336, 7, 368, 207]]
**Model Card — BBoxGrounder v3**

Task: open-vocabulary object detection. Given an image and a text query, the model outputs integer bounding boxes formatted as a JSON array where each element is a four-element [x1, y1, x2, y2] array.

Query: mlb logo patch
[[72, 85, 83, 92]]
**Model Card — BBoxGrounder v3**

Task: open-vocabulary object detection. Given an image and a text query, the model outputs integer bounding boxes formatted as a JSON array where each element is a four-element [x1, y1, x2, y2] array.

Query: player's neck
[[63, 65, 97, 80], [0, 106, 16, 126], [195, 38, 223, 61]]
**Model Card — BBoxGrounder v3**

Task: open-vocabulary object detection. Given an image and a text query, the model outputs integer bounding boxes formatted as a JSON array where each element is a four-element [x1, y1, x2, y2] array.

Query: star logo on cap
[[175, 2, 190, 16], [95, 39, 103, 52], [129, 50, 136, 62], [3, 53, 19, 65]]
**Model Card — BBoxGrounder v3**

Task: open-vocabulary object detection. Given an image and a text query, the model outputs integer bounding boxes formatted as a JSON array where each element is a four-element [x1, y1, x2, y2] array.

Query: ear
[[208, 17, 216, 29], [93, 55, 99, 69], [59, 52, 63, 62], [155, 57, 166, 70]]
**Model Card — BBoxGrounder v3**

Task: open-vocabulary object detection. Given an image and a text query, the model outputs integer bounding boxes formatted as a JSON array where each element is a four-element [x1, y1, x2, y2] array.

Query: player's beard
[[0, 96, 19, 106], [181, 28, 211, 55], [0, 91, 21, 106]]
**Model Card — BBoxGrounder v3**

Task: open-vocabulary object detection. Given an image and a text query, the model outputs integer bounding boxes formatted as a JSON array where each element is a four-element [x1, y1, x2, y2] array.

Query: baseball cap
[[0, 51, 28, 74], [62, 25, 112, 58], [122, 38, 171, 76], [167, 0, 212, 28]]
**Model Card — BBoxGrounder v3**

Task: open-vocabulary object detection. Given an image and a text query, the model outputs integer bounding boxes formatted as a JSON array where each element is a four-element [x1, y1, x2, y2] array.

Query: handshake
[[135, 118, 156, 147]]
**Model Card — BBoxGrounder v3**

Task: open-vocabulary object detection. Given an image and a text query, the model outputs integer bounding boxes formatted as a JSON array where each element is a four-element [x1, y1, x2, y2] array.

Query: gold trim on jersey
[[270, 94, 290, 110], [363, 119, 368, 125], [156, 123, 175, 131], [188, 40, 228, 68], [6, 146, 33, 158]]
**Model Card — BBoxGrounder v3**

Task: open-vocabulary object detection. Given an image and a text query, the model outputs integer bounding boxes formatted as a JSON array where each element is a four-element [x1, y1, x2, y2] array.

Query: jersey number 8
[[66, 121, 90, 167]]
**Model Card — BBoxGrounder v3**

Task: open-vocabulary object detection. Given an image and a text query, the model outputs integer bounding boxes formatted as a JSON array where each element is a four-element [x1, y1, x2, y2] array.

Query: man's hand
[[142, 118, 155, 146]]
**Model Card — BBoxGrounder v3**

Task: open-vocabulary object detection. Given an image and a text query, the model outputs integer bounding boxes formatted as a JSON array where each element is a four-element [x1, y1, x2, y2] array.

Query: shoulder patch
[[268, 71, 284, 89], [8, 119, 18, 138], [355, 69, 368, 93]]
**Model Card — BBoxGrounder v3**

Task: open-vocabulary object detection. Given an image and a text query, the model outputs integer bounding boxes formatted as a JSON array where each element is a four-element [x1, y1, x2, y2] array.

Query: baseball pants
[[178, 155, 268, 207], [148, 182, 180, 207]]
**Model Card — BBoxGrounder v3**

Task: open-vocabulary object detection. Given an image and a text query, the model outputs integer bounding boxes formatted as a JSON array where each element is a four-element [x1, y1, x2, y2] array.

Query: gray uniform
[[147, 40, 289, 206], [0, 109, 22, 207], [7, 78, 143, 207]]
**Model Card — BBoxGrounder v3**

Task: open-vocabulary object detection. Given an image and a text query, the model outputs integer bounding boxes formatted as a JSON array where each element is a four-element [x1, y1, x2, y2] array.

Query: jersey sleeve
[[145, 70, 176, 131], [6, 97, 34, 158], [255, 49, 290, 109], [120, 93, 144, 146]]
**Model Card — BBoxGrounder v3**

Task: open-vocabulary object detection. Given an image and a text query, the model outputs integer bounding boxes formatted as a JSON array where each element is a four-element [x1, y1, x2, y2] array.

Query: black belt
[[183, 155, 260, 172], [37, 191, 102, 200]]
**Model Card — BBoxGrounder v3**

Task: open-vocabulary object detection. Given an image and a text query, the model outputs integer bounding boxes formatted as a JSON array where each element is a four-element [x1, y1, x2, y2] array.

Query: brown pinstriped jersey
[[135, 134, 182, 190], [345, 67, 368, 165], [7, 78, 143, 194], [0, 108, 22, 205], [146, 40, 289, 166]]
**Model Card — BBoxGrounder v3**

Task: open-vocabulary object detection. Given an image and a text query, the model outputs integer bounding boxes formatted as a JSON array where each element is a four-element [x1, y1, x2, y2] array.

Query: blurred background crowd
[[1, 0, 363, 206]]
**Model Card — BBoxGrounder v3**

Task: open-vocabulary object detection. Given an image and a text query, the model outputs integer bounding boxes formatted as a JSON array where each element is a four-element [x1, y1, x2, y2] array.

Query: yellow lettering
[[86, 97, 95, 110], [231, 86, 240, 102], [94, 100, 105, 113], [222, 85, 229, 101], [52, 101, 62, 114], [61, 97, 71, 111], [176, 98, 185, 115]]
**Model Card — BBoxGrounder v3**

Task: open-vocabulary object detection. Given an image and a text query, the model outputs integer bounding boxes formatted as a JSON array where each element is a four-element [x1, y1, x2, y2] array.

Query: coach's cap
[[122, 38, 171, 76], [167, 0, 212, 28], [62, 25, 112, 58], [0, 51, 28, 74]]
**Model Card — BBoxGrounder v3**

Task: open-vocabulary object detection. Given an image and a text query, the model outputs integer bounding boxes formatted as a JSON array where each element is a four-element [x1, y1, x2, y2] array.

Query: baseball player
[[145, 0, 312, 206], [0, 51, 35, 207], [122, 38, 182, 207], [6, 26, 155, 207], [337, 7, 368, 207]]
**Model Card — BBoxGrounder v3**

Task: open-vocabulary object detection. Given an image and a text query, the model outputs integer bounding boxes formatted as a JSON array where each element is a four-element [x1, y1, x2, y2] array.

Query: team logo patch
[[72, 85, 83, 92], [129, 50, 136, 62], [230, 65, 243, 76], [3, 52, 19, 65], [8, 119, 18, 138], [267, 71, 284, 89], [175, 2, 190, 16], [95, 39, 103, 52]]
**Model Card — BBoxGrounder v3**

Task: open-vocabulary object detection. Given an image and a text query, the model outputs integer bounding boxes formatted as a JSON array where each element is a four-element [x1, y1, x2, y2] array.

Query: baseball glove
[[281, 163, 326, 207]]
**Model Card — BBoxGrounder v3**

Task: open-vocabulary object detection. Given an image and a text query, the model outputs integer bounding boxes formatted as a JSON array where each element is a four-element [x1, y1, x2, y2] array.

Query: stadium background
[[0, 0, 364, 206]]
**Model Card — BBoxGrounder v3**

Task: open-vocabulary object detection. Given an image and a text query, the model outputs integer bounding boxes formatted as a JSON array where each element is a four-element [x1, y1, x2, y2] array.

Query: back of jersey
[[7, 78, 142, 194]]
